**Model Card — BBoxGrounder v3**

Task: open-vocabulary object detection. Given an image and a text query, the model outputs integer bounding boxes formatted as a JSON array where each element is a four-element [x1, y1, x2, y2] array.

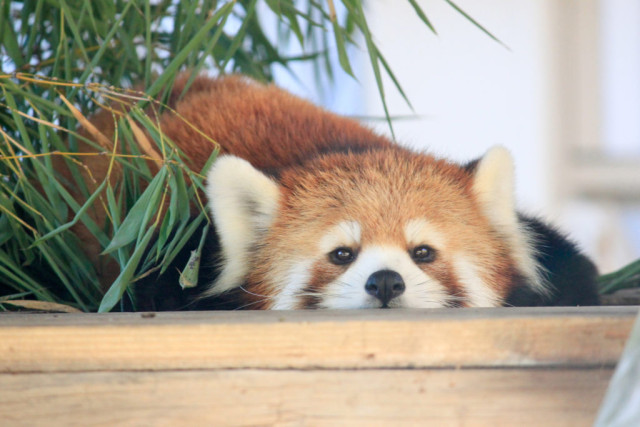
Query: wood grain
[[0, 368, 613, 426], [0, 307, 636, 373]]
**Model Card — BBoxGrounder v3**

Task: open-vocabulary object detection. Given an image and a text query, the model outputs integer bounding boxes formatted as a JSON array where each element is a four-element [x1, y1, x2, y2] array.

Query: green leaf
[[220, 0, 258, 71], [598, 259, 640, 294], [57, 0, 91, 64], [282, 6, 305, 47], [178, 223, 210, 289], [32, 179, 107, 246], [179, 6, 235, 99], [343, 1, 396, 139], [330, 14, 354, 77], [1, 7, 25, 68], [146, 2, 236, 99], [0, 249, 55, 301], [375, 45, 413, 111], [102, 167, 167, 254], [159, 212, 207, 276], [444, 0, 507, 48], [68, 0, 136, 96], [98, 225, 156, 313], [407, 0, 437, 34], [170, 166, 191, 224]]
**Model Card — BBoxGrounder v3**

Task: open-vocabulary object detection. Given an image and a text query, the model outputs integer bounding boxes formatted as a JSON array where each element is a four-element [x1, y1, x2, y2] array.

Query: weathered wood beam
[[1, 306, 636, 373]]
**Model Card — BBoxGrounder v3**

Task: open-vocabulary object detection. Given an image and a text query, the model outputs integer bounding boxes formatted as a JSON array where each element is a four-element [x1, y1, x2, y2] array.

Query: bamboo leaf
[[159, 212, 207, 275], [598, 259, 640, 294], [1, 300, 82, 313], [1, 7, 25, 68], [375, 45, 414, 111], [57, 0, 91, 64], [444, 0, 507, 48], [102, 167, 167, 254], [99, 224, 156, 313], [282, 5, 305, 47], [407, 0, 437, 34], [179, 224, 210, 289], [327, 0, 354, 77], [180, 4, 235, 96], [32, 179, 107, 246], [0, 250, 56, 301], [69, 0, 136, 96], [146, 2, 236, 99], [220, 0, 258, 71], [169, 165, 191, 224], [342, 1, 396, 139], [126, 114, 163, 162]]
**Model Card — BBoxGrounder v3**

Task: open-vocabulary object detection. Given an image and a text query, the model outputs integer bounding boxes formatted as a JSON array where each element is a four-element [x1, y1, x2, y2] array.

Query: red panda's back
[[160, 74, 392, 172]]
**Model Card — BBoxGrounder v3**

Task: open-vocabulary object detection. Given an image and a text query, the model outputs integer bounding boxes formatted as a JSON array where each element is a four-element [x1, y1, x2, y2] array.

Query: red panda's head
[[204, 146, 545, 309]]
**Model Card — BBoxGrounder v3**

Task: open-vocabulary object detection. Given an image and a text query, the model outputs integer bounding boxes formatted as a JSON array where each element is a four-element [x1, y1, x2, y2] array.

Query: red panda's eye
[[412, 245, 436, 263], [329, 247, 355, 265]]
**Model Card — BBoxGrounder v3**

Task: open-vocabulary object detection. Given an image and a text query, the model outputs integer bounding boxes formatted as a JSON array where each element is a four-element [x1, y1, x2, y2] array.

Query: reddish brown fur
[[150, 75, 392, 171], [63, 73, 521, 305]]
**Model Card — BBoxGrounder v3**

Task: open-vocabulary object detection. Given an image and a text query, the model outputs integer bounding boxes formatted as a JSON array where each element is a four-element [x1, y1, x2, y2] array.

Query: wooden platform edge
[[0, 368, 614, 427], [0, 306, 637, 373]]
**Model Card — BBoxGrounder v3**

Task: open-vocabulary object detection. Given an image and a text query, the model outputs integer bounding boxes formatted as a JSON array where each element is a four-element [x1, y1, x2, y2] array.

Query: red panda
[[80, 74, 600, 310]]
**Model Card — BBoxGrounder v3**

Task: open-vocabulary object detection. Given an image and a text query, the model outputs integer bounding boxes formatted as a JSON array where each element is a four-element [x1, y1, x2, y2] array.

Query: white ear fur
[[471, 145, 517, 229], [204, 155, 280, 295], [472, 146, 547, 294]]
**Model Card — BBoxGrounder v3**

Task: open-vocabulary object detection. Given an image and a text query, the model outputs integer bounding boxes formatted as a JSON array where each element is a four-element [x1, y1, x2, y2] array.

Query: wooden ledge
[[0, 306, 636, 373], [0, 307, 637, 425], [0, 368, 616, 426]]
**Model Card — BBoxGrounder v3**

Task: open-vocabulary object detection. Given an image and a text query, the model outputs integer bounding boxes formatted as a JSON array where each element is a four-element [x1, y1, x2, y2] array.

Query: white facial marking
[[453, 256, 501, 307], [319, 221, 361, 253], [320, 246, 451, 309], [404, 218, 447, 249], [271, 260, 313, 310]]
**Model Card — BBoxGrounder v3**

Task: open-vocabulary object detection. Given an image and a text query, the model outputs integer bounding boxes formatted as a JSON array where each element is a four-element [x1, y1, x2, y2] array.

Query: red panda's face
[[205, 147, 543, 309], [274, 219, 466, 309]]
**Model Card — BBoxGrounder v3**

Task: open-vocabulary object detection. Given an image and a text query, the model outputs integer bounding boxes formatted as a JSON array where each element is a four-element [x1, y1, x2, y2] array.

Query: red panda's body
[[78, 74, 599, 310]]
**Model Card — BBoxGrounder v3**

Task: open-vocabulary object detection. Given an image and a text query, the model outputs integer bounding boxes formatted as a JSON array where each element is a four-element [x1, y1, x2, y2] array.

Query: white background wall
[[358, 0, 553, 215]]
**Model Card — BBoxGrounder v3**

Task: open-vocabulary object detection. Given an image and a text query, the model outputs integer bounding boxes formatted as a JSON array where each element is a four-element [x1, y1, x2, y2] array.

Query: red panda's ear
[[204, 156, 280, 295], [471, 145, 517, 230], [471, 146, 546, 293]]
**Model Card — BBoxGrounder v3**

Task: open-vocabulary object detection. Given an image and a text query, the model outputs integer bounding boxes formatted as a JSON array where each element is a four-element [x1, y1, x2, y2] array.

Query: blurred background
[[271, 0, 640, 275]]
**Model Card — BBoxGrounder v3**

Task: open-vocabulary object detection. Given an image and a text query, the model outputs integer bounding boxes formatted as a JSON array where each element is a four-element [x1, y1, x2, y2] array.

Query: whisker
[[239, 285, 273, 299], [233, 297, 272, 310]]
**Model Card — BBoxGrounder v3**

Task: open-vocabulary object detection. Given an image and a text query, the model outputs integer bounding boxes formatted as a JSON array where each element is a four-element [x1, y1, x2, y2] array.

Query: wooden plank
[[0, 368, 612, 426], [0, 307, 636, 373]]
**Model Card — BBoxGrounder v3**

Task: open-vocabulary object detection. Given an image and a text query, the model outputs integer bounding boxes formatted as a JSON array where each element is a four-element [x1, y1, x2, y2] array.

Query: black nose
[[365, 270, 405, 306]]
